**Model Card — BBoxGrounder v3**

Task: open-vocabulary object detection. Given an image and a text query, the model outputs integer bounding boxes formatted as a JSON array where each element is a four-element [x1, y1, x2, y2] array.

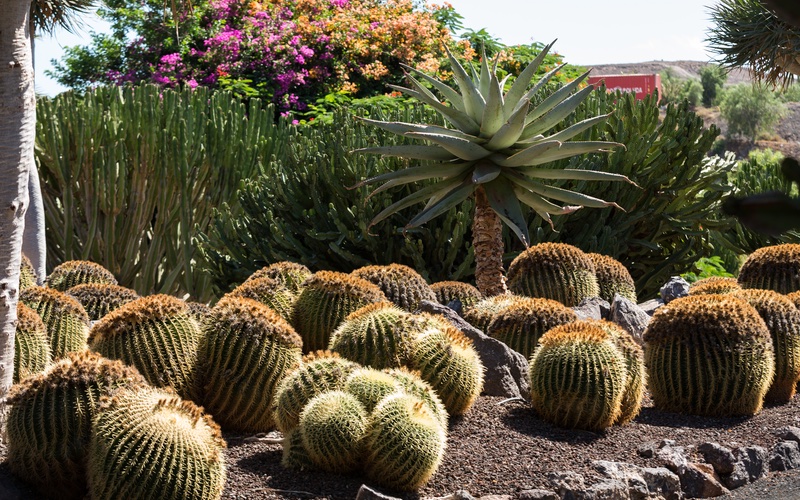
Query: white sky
[[34, 0, 717, 97]]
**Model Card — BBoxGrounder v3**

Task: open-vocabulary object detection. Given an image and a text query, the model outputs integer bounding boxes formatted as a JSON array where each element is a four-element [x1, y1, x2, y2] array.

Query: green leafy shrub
[[719, 83, 788, 140], [681, 256, 735, 283], [700, 64, 728, 106], [660, 69, 702, 107]]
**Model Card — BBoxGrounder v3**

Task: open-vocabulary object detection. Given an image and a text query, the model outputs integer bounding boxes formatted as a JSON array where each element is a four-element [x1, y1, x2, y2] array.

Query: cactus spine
[[587, 253, 637, 303], [431, 281, 483, 309], [66, 283, 140, 321], [227, 276, 296, 323], [486, 297, 578, 359], [507, 243, 600, 306], [46, 260, 118, 292], [299, 391, 369, 473], [462, 294, 525, 333], [246, 261, 312, 295], [351, 264, 437, 312], [689, 276, 741, 296], [20, 254, 37, 290], [383, 367, 448, 429], [738, 243, 800, 294], [329, 302, 416, 369], [592, 320, 645, 425], [20, 285, 90, 359], [343, 367, 402, 413], [14, 303, 51, 383]]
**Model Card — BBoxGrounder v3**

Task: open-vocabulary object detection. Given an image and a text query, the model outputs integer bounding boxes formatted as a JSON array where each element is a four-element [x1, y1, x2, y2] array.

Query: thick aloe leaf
[[523, 178, 624, 209], [515, 63, 567, 112], [518, 167, 638, 186], [405, 132, 492, 161], [369, 176, 467, 228], [406, 178, 474, 229], [353, 145, 457, 161], [472, 160, 502, 184], [486, 99, 530, 150], [400, 64, 465, 112], [479, 47, 491, 97], [509, 141, 623, 167], [484, 176, 530, 245], [498, 140, 563, 167], [525, 70, 591, 126], [522, 85, 596, 138], [503, 39, 556, 118], [358, 163, 475, 198], [519, 114, 609, 144], [388, 84, 480, 135], [356, 118, 485, 142], [444, 45, 486, 123], [480, 72, 506, 138]]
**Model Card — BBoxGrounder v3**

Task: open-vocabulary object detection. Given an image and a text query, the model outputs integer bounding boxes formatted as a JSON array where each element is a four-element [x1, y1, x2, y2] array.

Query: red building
[[586, 74, 662, 101]]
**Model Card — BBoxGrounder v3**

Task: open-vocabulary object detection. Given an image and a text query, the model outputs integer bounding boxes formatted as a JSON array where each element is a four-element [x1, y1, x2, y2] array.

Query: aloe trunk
[[473, 187, 508, 297]]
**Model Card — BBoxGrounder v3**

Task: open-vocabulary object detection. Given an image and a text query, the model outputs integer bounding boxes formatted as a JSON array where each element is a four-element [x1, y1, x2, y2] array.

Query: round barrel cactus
[[6, 351, 147, 500], [733, 289, 800, 403], [591, 320, 645, 425], [343, 367, 402, 413], [272, 350, 359, 434], [430, 281, 483, 309], [507, 243, 600, 306], [351, 263, 436, 312], [281, 428, 313, 470], [738, 243, 800, 294], [88, 386, 227, 500], [89, 295, 203, 400], [227, 276, 296, 322], [462, 294, 526, 333], [196, 296, 303, 432], [587, 253, 637, 303], [246, 261, 312, 295], [187, 301, 212, 325], [299, 390, 369, 473], [66, 283, 140, 321], [291, 271, 386, 353], [486, 297, 578, 359], [20, 254, 37, 290], [363, 393, 447, 491], [644, 294, 775, 417], [529, 322, 628, 431], [46, 260, 118, 292], [14, 302, 51, 383], [383, 366, 448, 429], [329, 302, 416, 369], [689, 276, 741, 296], [20, 285, 90, 359]]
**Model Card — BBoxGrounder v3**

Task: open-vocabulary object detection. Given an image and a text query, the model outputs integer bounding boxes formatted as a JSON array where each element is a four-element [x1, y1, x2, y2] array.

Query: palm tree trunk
[[0, 0, 35, 432], [472, 186, 508, 297]]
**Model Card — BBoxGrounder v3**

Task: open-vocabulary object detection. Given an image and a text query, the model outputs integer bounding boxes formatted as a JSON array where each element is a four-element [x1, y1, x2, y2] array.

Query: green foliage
[[719, 83, 788, 140], [700, 64, 728, 106], [680, 256, 735, 283], [780, 82, 800, 102], [660, 69, 702, 107]]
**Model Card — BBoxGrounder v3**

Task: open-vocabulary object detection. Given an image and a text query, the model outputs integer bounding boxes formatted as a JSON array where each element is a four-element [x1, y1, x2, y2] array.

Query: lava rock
[[355, 485, 401, 500], [698, 442, 737, 475], [638, 298, 665, 316], [722, 446, 769, 489], [572, 297, 611, 320], [660, 277, 690, 304], [640, 467, 683, 500], [679, 462, 728, 498], [547, 471, 586, 498], [584, 479, 630, 499], [518, 489, 559, 500], [775, 426, 800, 445], [610, 294, 650, 344], [770, 441, 800, 471], [593, 461, 651, 499]]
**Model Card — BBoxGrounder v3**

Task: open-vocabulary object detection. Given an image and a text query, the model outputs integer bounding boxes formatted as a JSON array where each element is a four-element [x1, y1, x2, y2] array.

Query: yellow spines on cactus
[[590, 320, 645, 425], [507, 243, 600, 306], [383, 366, 448, 429], [343, 367, 402, 413], [587, 253, 637, 303], [643, 294, 775, 417], [66, 283, 140, 321], [486, 297, 578, 359], [20, 285, 90, 359], [732, 289, 800, 403], [431, 280, 483, 308], [329, 302, 417, 369], [689, 276, 741, 296], [20, 254, 37, 290], [88, 294, 203, 400], [291, 271, 387, 353], [462, 294, 526, 333], [88, 386, 226, 500], [281, 428, 314, 470], [738, 243, 800, 293], [529, 322, 628, 431], [227, 276, 297, 322], [6, 351, 148, 500], [46, 260, 118, 292], [196, 296, 303, 432], [299, 390, 369, 473], [14, 303, 51, 383], [246, 261, 312, 295], [351, 263, 436, 312]]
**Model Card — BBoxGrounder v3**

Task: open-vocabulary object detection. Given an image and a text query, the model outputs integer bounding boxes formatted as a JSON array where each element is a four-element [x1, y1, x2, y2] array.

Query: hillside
[[583, 60, 754, 84]]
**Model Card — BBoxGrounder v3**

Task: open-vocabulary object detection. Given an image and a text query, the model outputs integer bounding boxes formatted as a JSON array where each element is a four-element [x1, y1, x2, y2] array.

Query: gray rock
[[638, 439, 676, 459], [547, 471, 586, 499], [660, 277, 690, 304], [518, 489, 559, 500], [638, 298, 665, 316], [356, 484, 402, 500], [572, 297, 611, 320], [722, 446, 769, 489], [477, 496, 512, 500], [775, 426, 800, 445], [656, 444, 689, 471], [677, 462, 729, 498], [698, 442, 737, 475], [610, 294, 651, 343], [640, 467, 683, 500], [770, 441, 800, 471], [583, 479, 631, 499], [593, 461, 650, 499], [417, 300, 530, 399]]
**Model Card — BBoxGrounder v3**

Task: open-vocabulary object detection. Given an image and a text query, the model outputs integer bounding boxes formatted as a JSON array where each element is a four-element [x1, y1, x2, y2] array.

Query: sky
[[34, 0, 718, 97]]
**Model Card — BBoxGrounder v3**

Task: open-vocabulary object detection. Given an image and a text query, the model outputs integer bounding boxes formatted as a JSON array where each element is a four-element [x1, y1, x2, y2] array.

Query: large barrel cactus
[[507, 243, 600, 306], [529, 322, 628, 431], [46, 260, 118, 292], [88, 386, 227, 500], [587, 253, 637, 303], [591, 320, 646, 425], [643, 294, 775, 417], [196, 296, 303, 432], [291, 271, 386, 353], [66, 283, 140, 321], [351, 263, 436, 312], [246, 261, 312, 295], [329, 302, 416, 369], [14, 303, 51, 383], [688, 276, 741, 296], [430, 281, 483, 309], [486, 297, 578, 359], [732, 289, 800, 403], [20, 285, 90, 358], [20, 254, 37, 290], [738, 243, 800, 294], [6, 351, 147, 499], [462, 294, 526, 333], [299, 390, 369, 473], [226, 276, 296, 322], [89, 295, 204, 400]]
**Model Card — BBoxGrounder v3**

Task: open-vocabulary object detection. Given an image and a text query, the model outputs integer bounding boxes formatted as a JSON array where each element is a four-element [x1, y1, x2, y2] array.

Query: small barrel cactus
[[738, 244, 800, 294], [246, 261, 312, 295], [462, 294, 526, 333], [20, 254, 37, 290], [507, 243, 600, 306], [299, 390, 369, 473], [88, 386, 227, 500], [6, 351, 147, 500], [187, 301, 212, 325], [732, 289, 800, 403], [281, 428, 314, 470], [20, 285, 90, 359], [272, 350, 359, 434], [196, 296, 303, 432], [351, 263, 436, 312], [689, 276, 741, 296], [591, 320, 646, 425], [383, 366, 448, 429], [529, 322, 628, 431], [227, 276, 296, 322], [363, 393, 447, 491], [291, 271, 386, 353], [66, 283, 140, 321], [643, 294, 775, 417], [343, 367, 402, 413], [89, 295, 203, 400], [329, 302, 416, 369], [46, 260, 118, 292], [430, 281, 483, 309], [486, 297, 578, 359], [587, 253, 637, 303], [14, 303, 51, 383]]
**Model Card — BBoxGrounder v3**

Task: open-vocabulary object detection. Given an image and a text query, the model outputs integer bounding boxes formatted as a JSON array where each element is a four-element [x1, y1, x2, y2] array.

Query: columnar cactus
[[689, 276, 741, 296], [328, 302, 416, 369], [587, 253, 637, 303], [462, 294, 525, 333], [738, 243, 800, 293], [246, 261, 312, 295], [66, 283, 140, 321], [430, 280, 483, 309], [486, 297, 578, 359], [89, 295, 203, 400], [227, 276, 297, 322], [592, 320, 646, 425], [291, 271, 387, 353], [299, 391, 369, 473], [20, 254, 37, 290], [6, 351, 147, 499], [20, 285, 90, 358], [88, 387, 227, 500], [46, 260, 118, 292], [14, 303, 52, 383], [643, 295, 776, 417], [351, 264, 437, 312], [507, 243, 600, 306], [732, 289, 800, 403], [529, 322, 628, 431], [196, 296, 303, 432]]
